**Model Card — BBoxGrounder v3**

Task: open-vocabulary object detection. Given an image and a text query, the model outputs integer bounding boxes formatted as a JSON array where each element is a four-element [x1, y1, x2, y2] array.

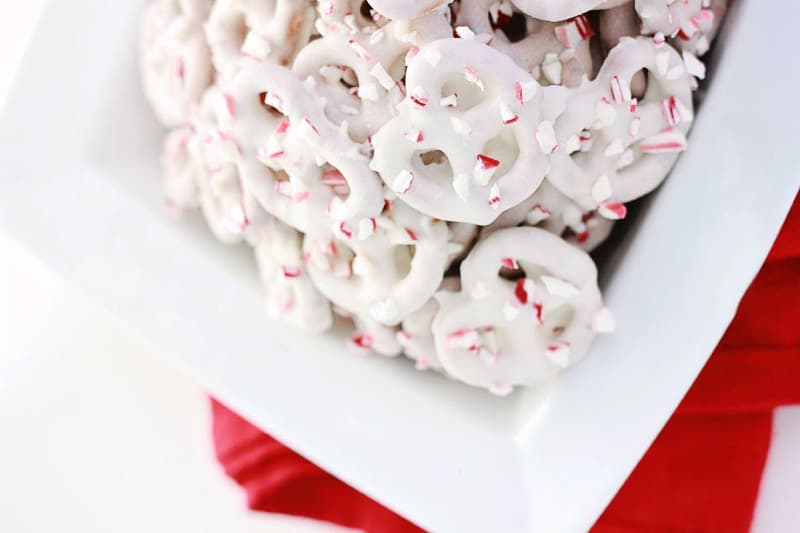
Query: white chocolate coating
[[206, 0, 315, 78], [547, 36, 694, 213], [252, 217, 334, 333], [219, 62, 385, 236], [141, 0, 728, 394], [304, 200, 448, 326], [371, 38, 562, 225], [140, 0, 213, 126], [433, 227, 606, 394], [511, 0, 628, 22], [368, 0, 454, 20], [456, 1, 593, 87]]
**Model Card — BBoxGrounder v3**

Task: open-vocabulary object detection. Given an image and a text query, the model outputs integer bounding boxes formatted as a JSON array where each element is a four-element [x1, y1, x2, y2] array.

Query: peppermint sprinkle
[[500, 101, 519, 125], [464, 66, 485, 91], [598, 201, 628, 220], [347, 39, 371, 61], [488, 184, 501, 209], [282, 266, 301, 279], [541, 275, 580, 298], [535, 121, 558, 154], [392, 170, 414, 194], [501, 257, 519, 270], [370, 63, 395, 91], [639, 129, 688, 154], [303, 116, 320, 136], [610, 75, 631, 104], [545, 342, 571, 368], [358, 218, 377, 240], [440, 93, 458, 107], [409, 86, 428, 107], [515, 80, 537, 103], [404, 129, 424, 143], [445, 328, 480, 351]]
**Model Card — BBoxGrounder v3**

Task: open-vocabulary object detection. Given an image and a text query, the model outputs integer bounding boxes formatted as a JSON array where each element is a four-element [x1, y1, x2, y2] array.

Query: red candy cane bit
[[598, 201, 628, 220], [501, 257, 519, 270], [574, 15, 594, 40], [222, 93, 236, 118], [477, 154, 500, 170], [662, 96, 682, 127], [303, 116, 320, 136], [533, 302, 544, 325], [514, 278, 529, 305], [409, 87, 428, 107], [405, 227, 418, 241], [274, 118, 290, 135], [339, 221, 353, 238], [351, 333, 375, 348], [282, 266, 302, 279]]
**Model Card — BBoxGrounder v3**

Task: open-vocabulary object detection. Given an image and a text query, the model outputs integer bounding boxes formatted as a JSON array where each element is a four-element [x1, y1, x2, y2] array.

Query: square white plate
[[1, 1, 798, 531]]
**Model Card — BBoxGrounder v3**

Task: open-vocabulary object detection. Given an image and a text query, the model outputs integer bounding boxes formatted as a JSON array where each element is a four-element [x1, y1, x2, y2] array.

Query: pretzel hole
[[441, 73, 484, 111], [498, 264, 526, 281], [541, 303, 574, 341], [339, 67, 359, 90], [392, 245, 414, 279], [481, 134, 520, 181], [498, 11, 528, 43], [258, 92, 285, 119], [359, 1, 374, 20], [411, 149, 454, 185], [224, 11, 249, 57]]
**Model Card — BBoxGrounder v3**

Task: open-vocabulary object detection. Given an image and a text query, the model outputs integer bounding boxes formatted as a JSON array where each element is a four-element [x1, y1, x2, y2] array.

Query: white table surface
[[0, 2, 796, 533]]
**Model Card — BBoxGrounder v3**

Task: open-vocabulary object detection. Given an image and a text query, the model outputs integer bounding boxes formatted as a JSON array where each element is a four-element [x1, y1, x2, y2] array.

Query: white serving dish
[[1, 1, 798, 531]]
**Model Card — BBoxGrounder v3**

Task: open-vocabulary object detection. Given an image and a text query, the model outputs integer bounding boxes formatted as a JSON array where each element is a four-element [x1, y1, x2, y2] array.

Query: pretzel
[[371, 38, 564, 225], [456, 1, 593, 87], [218, 62, 385, 237], [293, 12, 452, 142], [349, 315, 403, 356], [367, 0, 454, 20], [140, 0, 213, 126], [162, 125, 201, 211], [432, 227, 610, 394], [510, 0, 628, 22], [396, 277, 460, 371], [190, 88, 272, 244], [205, 0, 315, 79], [303, 199, 448, 326], [547, 36, 694, 215], [252, 217, 334, 332], [483, 180, 614, 252], [667, 0, 728, 58]]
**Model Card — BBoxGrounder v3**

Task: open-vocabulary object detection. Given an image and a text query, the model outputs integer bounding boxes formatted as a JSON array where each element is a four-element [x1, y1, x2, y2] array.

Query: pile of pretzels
[[141, 0, 726, 395]]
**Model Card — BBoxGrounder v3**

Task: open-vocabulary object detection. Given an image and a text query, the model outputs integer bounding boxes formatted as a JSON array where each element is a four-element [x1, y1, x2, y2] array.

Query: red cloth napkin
[[212, 194, 799, 533]]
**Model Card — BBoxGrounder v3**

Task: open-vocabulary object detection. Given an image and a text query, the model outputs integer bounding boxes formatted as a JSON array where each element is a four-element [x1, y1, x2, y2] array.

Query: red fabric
[[211, 194, 799, 533], [210, 400, 424, 533], [593, 193, 800, 533]]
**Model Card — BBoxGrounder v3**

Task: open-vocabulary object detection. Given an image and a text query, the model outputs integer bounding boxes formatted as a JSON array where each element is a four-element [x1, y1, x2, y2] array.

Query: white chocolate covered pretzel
[[483, 180, 614, 252], [252, 217, 334, 332], [456, 1, 593, 87], [397, 277, 460, 371], [294, 14, 451, 142], [304, 199, 448, 326], [368, 0, 454, 20], [547, 36, 694, 215], [432, 227, 609, 394], [162, 125, 201, 210], [140, 0, 213, 126], [206, 0, 315, 78], [371, 38, 564, 225], [511, 0, 628, 22], [218, 62, 385, 236]]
